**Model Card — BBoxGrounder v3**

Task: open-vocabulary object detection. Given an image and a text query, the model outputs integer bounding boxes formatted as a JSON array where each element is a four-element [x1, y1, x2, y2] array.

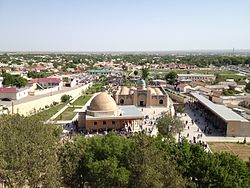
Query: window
[[112, 121, 115, 124], [159, 99, 163, 104], [103, 121, 106, 125], [120, 99, 124, 105], [94, 122, 97, 125]]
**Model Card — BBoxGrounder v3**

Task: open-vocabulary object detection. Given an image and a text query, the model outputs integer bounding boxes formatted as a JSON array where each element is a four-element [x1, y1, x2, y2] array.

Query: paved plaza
[[178, 105, 250, 145], [139, 106, 172, 136]]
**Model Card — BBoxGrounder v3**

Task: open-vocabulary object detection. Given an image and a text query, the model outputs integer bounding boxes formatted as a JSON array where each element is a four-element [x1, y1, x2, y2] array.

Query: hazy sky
[[0, 0, 250, 51]]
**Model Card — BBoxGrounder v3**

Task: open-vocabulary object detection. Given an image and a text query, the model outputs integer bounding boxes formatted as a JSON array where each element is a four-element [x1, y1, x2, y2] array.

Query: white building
[[177, 74, 216, 82], [0, 87, 29, 100]]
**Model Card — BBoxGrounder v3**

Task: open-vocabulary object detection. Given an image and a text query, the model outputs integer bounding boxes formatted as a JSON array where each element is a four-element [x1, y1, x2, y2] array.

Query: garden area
[[34, 103, 66, 121], [55, 95, 92, 121], [72, 95, 92, 106], [55, 107, 77, 121]]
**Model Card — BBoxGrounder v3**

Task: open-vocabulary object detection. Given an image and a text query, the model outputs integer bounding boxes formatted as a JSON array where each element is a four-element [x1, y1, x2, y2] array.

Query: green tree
[[141, 67, 149, 81], [165, 71, 177, 85], [0, 115, 61, 187], [59, 132, 131, 188], [172, 140, 250, 188], [2, 73, 27, 88], [128, 133, 187, 188], [61, 94, 72, 103], [245, 82, 250, 93], [156, 113, 184, 138]]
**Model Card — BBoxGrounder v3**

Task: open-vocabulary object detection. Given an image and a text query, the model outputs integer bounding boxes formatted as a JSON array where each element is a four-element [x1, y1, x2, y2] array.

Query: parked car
[[1, 98, 12, 101]]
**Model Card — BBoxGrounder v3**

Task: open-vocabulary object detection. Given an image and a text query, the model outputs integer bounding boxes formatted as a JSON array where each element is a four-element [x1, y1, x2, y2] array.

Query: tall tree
[[2, 73, 27, 88], [165, 71, 177, 85], [128, 133, 187, 188], [0, 115, 61, 187], [156, 113, 184, 138], [141, 67, 149, 81]]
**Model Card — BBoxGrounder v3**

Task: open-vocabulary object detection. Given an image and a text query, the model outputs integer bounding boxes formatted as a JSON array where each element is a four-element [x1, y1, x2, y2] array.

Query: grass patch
[[208, 142, 250, 161], [55, 107, 77, 121], [35, 103, 66, 121], [73, 95, 92, 106]]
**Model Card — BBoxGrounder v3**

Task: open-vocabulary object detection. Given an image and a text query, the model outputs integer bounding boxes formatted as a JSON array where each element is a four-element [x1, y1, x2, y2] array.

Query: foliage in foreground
[[0, 115, 62, 187], [0, 115, 249, 188]]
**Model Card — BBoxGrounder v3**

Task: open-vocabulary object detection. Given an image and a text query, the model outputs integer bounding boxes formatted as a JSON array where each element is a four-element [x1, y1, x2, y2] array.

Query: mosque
[[77, 92, 144, 132], [114, 79, 169, 107]]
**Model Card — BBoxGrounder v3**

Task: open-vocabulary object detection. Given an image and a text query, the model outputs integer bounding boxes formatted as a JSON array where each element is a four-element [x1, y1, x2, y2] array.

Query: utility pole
[[11, 101, 14, 115]]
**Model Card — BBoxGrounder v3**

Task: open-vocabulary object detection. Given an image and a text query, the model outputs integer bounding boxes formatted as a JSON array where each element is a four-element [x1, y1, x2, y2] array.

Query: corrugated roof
[[191, 92, 249, 122]]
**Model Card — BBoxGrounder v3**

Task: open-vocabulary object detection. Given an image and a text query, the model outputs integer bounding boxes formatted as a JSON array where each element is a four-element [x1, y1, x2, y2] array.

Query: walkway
[[178, 105, 250, 144]]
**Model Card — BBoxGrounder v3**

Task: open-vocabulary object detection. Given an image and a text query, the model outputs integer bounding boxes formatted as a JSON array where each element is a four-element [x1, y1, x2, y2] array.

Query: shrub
[[61, 95, 72, 103], [53, 101, 59, 106]]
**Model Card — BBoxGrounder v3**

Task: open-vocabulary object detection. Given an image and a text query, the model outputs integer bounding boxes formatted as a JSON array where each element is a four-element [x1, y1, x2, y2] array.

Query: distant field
[[151, 69, 237, 75], [208, 142, 250, 161]]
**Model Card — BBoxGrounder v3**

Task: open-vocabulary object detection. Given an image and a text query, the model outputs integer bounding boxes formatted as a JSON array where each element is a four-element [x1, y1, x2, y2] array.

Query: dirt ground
[[208, 142, 250, 161]]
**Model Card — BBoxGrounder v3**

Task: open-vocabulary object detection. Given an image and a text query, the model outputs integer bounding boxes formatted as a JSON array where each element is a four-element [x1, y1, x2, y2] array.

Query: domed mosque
[[78, 92, 144, 132], [114, 79, 169, 107]]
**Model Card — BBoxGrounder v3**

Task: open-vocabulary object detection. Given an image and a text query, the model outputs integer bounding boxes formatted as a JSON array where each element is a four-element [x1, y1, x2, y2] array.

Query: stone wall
[[10, 83, 92, 116]]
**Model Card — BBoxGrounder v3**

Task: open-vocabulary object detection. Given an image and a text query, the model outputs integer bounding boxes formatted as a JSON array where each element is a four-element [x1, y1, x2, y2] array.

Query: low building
[[191, 92, 250, 137], [178, 74, 216, 82], [114, 79, 169, 107], [77, 92, 144, 132], [0, 87, 29, 100], [28, 78, 63, 89], [176, 83, 191, 92], [89, 69, 112, 76], [63, 76, 77, 87]]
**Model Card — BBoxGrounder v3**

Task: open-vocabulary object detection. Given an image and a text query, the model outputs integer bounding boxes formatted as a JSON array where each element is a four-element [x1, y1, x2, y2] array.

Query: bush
[[45, 105, 49, 108], [53, 101, 59, 106], [61, 95, 72, 103]]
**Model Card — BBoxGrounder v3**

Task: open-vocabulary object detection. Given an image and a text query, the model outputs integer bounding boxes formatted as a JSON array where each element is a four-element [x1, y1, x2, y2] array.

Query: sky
[[0, 0, 250, 52]]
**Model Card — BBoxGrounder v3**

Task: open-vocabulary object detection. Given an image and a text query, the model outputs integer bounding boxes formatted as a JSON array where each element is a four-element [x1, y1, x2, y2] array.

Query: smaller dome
[[154, 88, 163, 95], [147, 87, 156, 95], [120, 86, 129, 95], [136, 79, 146, 86]]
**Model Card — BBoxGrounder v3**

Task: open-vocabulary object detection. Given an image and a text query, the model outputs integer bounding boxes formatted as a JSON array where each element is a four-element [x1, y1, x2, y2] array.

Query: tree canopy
[[2, 73, 27, 88], [0, 114, 249, 187], [141, 68, 149, 81], [156, 113, 184, 138], [165, 71, 177, 85], [0, 115, 61, 187]]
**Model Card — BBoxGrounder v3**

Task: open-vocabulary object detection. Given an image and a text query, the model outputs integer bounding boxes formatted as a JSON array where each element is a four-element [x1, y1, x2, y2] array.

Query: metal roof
[[191, 92, 249, 122], [89, 69, 111, 73], [85, 105, 144, 120]]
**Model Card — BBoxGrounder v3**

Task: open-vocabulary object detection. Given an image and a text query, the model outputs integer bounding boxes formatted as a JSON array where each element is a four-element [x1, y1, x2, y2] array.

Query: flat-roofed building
[[190, 92, 250, 137], [89, 69, 112, 76], [0, 87, 29, 100], [178, 74, 216, 82]]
